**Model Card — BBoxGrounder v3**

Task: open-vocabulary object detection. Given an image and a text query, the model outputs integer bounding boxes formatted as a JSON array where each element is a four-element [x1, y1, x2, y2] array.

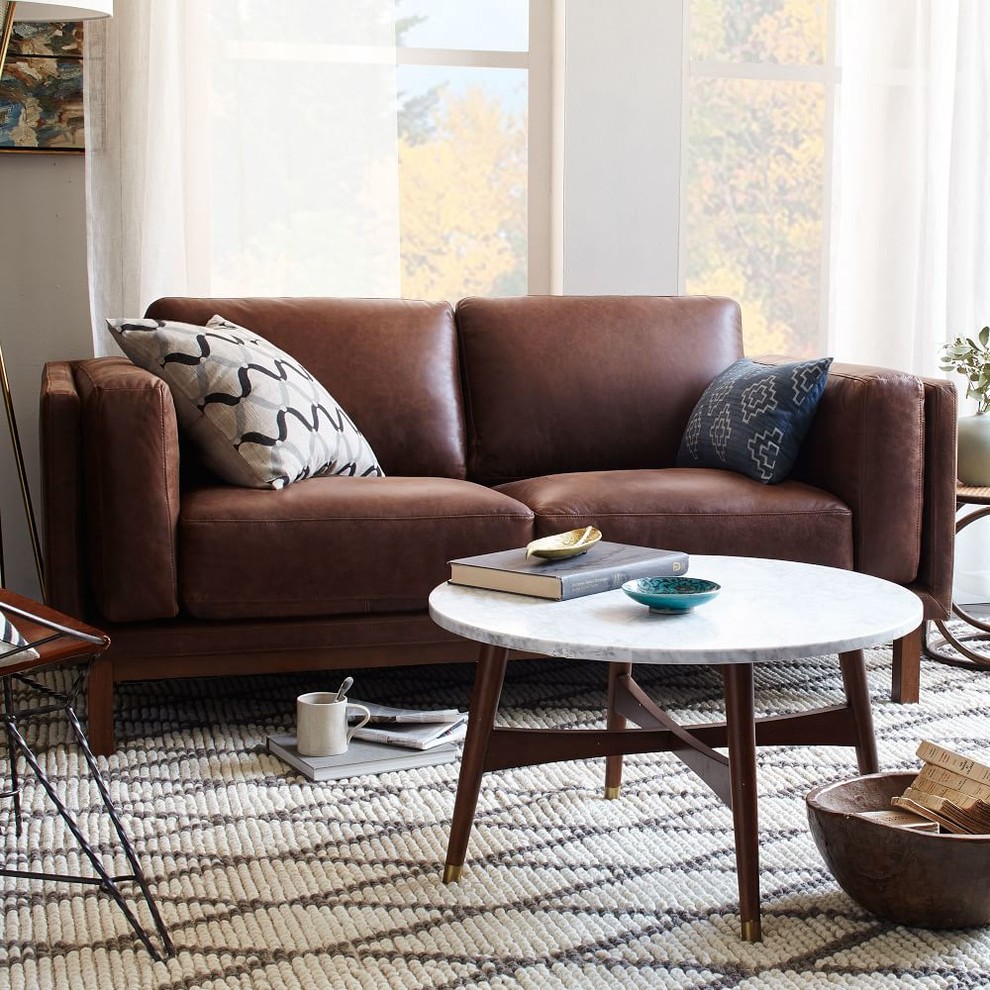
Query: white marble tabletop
[[428, 555, 923, 665]]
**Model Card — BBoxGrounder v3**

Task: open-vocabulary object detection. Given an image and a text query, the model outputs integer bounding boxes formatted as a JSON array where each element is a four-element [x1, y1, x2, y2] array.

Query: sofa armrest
[[74, 358, 181, 622], [41, 361, 86, 616], [759, 358, 953, 610], [911, 376, 958, 618]]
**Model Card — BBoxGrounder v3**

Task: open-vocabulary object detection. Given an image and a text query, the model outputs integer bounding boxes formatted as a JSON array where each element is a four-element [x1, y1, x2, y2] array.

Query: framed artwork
[[0, 21, 84, 153]]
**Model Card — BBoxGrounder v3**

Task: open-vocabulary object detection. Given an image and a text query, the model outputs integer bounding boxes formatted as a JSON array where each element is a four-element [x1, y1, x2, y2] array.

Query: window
[[682, 0, 835, 357], [395, 1, 550, 301], [204, 2, 550, 301]]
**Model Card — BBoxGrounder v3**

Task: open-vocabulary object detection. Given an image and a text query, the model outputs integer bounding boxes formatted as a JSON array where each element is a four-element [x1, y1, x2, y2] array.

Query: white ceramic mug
[[296, 692, 372, 757]]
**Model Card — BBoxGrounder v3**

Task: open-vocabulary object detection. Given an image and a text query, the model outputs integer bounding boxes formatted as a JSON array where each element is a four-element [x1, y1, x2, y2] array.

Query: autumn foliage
[[399, 87, 527, 302]]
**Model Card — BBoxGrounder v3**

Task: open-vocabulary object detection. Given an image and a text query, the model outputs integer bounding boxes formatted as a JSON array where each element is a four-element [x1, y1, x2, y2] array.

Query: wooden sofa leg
[[87, 653, 115, 756], [891, 624, 922, 704]]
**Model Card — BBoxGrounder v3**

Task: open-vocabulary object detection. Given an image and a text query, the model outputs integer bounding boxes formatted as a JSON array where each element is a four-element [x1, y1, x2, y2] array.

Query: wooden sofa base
[[86, 619, 926, 756], [87, 629, 483, 756]]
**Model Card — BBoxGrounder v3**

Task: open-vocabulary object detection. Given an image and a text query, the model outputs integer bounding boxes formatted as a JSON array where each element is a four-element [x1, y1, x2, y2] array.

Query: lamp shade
[[12, 1, 112, 20]]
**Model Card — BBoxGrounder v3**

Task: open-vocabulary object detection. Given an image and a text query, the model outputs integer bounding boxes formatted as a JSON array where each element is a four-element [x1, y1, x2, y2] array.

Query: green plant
[[940, 328, 990, 414]]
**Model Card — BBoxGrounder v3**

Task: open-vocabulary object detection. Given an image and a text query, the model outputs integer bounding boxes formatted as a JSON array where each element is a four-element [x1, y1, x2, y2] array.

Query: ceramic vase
[[957, 413, 990, 486]]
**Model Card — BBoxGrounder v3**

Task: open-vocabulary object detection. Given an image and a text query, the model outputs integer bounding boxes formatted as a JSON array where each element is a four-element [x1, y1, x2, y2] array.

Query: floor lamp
[[0, 0, 111, 600]]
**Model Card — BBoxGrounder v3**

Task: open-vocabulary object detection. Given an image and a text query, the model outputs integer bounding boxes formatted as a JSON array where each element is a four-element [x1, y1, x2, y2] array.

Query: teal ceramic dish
[[621, 576, 721, 614]]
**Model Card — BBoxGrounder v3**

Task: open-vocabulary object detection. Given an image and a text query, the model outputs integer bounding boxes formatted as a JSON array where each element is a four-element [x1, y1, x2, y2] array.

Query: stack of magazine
[[267, 701, 466, 782]]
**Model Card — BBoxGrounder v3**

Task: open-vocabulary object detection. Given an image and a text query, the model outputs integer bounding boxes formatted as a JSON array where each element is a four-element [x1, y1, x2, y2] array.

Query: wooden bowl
[[807, 771, 990, 928], [806, 773, 990, 928]]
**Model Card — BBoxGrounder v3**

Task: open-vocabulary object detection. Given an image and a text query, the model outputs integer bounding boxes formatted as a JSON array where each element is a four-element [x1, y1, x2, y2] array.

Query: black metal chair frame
[[0, 599, 173, 961]]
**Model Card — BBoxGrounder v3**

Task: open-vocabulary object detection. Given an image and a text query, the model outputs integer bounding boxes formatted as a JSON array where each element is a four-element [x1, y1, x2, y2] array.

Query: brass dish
[[525, 526, 602, 560]]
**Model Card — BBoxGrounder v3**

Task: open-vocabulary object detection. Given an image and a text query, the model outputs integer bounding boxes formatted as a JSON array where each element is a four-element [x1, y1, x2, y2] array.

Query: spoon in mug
[[335, 676, 354, 702]]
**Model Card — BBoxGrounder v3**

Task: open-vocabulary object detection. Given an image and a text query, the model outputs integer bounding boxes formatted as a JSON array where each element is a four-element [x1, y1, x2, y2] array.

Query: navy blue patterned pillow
[[676, 357, 832, 484]]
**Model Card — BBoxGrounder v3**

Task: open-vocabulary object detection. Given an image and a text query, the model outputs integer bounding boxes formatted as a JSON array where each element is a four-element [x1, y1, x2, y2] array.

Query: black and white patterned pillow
[[107, 316, 384, 489], [675, 357, 832, 484], [0, 613, 39, 666]]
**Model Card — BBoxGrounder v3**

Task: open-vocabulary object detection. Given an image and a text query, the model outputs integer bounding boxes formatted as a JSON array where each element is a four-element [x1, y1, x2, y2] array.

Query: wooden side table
[[924, 484, 990, 668], [0, 589, 173, 960]]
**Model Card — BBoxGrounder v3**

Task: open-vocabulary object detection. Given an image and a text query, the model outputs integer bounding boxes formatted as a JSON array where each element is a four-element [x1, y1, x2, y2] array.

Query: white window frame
[[678, 2, 841, 351], [394, 0, 555, 295]]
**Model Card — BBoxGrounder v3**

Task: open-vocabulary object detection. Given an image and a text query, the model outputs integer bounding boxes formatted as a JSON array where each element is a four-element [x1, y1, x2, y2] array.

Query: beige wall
[[0, 154, 92, 600]]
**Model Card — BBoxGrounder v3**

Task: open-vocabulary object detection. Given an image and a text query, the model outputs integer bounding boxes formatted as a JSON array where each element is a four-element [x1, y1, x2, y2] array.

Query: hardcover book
[[267, 734, 459, 781], [448, 541, 689, 600]]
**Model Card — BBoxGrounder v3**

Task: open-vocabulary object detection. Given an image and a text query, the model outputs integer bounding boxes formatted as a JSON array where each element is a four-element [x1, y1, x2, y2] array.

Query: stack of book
[[267, 701, 466, 782], [891, 740, 990, 833]]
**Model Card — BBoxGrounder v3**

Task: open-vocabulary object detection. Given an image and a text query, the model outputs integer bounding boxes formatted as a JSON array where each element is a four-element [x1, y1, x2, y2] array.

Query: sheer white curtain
[[830, 0, 990, 375], [83, 0, 401, 356], [830, 0, 990, 601]]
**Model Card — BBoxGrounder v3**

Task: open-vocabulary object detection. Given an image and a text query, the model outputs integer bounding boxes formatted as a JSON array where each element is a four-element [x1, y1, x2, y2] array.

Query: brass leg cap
[[741, 919, 762, 943], [442, 864, 463, 884], [604, 786, 621, 800]]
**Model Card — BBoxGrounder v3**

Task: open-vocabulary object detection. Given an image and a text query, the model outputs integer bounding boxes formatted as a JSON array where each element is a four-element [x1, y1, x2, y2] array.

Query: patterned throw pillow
[[106, 315, 384, 489], [0, 613, 39, 666], [675, 357, 832, 484]]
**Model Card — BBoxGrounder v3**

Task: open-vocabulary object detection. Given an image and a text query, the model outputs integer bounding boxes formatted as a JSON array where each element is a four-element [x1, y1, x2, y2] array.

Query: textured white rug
[[2, 647, 990, 989]]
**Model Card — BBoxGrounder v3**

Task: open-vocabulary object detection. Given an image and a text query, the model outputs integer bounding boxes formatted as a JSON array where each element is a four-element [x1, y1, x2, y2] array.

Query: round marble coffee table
[[429, 555, 923, 942]]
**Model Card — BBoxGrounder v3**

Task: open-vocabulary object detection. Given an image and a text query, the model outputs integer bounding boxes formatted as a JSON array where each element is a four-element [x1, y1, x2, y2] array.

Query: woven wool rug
[[2, 647, 990, 990]]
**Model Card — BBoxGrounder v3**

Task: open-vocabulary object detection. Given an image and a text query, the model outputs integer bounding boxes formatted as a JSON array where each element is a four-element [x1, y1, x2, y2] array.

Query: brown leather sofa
[[40, 294, 957, 754]]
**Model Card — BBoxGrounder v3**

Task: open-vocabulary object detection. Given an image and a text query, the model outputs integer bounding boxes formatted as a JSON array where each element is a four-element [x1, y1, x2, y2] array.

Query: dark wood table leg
[[839, 649, 879, 774], [87, 653, 116, 756], [443, 643, 510, 883], [604, 662, 632, 799], [891, 625, 921, 704], [722, 663, 761, 943]]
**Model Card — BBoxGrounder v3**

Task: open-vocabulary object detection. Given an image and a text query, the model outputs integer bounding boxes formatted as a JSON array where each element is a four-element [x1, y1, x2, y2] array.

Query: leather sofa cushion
[[179, 477, 534, 619], [144, 296, 467, 479], [497, 468, 853, 569], [457, 295, 743, 484]]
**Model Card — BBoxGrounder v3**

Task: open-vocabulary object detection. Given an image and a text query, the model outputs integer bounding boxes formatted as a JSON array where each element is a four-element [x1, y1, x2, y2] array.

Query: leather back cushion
[[456, 295, 744, 484], [144, 297, 467, 479]]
